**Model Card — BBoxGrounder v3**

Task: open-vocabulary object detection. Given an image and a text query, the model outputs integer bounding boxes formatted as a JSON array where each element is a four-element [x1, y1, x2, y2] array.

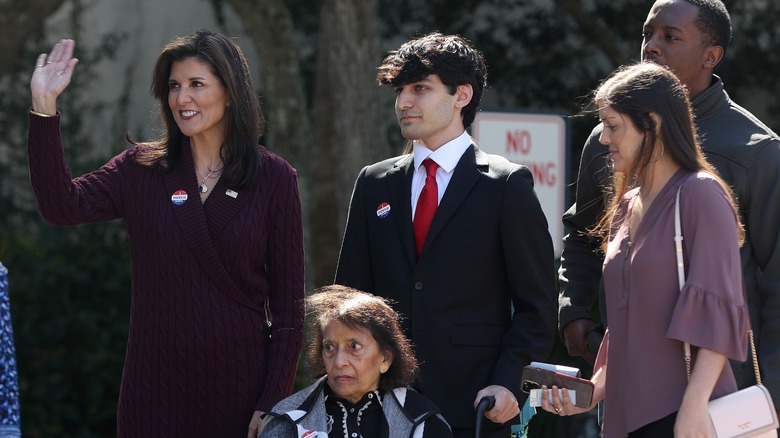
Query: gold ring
[[555, 407, 562, 414]]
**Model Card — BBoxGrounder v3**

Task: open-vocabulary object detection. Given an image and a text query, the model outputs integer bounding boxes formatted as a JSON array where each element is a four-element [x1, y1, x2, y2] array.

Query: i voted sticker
[[171, 190, 188, 205], [376, 202, 391, 218]]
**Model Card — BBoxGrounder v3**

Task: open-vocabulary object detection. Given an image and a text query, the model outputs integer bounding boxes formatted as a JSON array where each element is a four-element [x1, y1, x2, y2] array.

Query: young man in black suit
[[335, 33, 557, 438]]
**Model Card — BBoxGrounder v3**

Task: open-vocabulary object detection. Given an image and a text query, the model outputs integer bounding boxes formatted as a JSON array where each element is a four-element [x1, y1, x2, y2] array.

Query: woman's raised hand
[[30, 39, 79, 116]]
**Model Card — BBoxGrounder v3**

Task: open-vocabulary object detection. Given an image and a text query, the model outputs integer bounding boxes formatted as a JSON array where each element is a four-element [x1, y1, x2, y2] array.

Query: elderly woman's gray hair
[[305, 285, 418, 391]]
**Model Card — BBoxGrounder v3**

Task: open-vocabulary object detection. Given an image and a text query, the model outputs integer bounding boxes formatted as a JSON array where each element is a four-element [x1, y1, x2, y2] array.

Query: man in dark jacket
[[336, 33, 556, 437], [558, 0, 780, 413]]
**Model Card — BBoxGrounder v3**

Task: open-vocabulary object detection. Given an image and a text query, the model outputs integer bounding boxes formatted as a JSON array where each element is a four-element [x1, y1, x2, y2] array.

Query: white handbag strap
[[674, 187, 685, 291], [674, 185, 761, 384], [674, 187, 694, 380]]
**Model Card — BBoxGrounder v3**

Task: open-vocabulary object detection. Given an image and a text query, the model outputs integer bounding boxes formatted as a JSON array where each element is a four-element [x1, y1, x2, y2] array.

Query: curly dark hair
[[305, 285, 418, 392], [376, 32, 487, 129]]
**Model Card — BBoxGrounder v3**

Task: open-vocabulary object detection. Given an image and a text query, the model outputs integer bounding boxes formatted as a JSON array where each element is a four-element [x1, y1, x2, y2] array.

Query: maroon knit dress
[[27, 113, 305, 437]]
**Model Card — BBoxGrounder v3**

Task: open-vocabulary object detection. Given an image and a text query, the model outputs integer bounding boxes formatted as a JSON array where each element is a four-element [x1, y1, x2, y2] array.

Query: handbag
[[674, 185, 779, 437]]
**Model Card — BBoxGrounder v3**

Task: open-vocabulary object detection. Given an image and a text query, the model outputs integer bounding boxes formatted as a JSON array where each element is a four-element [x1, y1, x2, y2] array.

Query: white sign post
[[472, 111, 567, 258]]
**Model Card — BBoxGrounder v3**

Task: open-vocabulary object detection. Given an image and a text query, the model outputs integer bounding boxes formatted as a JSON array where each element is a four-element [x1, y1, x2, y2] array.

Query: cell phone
[[521, 365, 594, 408]]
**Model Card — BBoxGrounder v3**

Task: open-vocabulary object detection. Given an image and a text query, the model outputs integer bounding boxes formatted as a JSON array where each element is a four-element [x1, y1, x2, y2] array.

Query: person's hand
[[562, 318, 597, 364], [474, 385, 519, 424], [30, 39, 79, 116], [674, 399, 713, 437], [247, 410, 267, 438], [539, 385, 592, 417]]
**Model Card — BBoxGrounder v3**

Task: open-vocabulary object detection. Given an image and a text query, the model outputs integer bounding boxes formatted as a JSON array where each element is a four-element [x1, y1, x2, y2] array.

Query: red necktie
[[414, 158, 439, 257]]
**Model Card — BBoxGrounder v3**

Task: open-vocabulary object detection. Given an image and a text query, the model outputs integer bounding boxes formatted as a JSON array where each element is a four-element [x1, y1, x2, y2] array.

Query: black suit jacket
[[335, 145, 556, 430]]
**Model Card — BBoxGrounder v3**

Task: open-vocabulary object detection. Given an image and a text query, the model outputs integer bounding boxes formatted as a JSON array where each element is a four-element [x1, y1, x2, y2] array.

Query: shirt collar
[[324, 384, 382, 409], [691, 75, 727, 122], [413, 130, 473, 173]]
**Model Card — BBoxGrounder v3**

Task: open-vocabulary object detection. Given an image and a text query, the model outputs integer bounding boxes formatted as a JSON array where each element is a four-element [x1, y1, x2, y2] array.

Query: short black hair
[[685, 0, 732, 56]]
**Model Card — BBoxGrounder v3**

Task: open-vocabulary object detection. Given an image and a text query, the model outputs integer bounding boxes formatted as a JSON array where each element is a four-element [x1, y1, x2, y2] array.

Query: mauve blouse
[[600, 169, 749, 437]]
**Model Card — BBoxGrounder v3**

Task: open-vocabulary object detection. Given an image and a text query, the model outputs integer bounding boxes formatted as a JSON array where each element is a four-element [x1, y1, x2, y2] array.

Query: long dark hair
[[305, 285, 418, 392], [131, 29, 264, 188], [591, 62, 743, 248]]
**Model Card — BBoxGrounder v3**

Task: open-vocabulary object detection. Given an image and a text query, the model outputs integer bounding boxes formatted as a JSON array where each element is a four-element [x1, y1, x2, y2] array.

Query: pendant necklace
[[196, 166, 222, 193]]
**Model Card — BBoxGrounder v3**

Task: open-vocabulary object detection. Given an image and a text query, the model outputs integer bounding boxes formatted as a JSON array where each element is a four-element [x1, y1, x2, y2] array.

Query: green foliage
[[0, 10, 131, 436], [719, 0, 780, 125], [6, 222, 130, 438]]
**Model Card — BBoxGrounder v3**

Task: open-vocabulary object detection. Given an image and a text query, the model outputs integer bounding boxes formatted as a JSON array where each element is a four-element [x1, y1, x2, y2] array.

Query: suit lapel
[[164, 139, 261, 311], [422, 145, 485, 254], [386, 155, 417, 267]]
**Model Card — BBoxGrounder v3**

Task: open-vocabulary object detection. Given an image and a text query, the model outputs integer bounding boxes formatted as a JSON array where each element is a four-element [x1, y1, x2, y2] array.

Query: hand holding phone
[[528, 387, 577, 407], [521, 365, 594, 408]]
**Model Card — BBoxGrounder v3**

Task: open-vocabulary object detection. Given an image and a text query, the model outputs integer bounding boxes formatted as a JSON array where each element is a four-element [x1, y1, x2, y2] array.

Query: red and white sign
[[472, 111, 566, 258]]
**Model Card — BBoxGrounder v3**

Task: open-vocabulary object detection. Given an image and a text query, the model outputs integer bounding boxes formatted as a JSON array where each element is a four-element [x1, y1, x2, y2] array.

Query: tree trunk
[[224, 0, 315, 288], [0, 0, 67, 75], [309, 0, 384, 287]]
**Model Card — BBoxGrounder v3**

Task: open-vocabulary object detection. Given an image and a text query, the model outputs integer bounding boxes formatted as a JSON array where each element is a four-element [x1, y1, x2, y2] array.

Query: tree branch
[[0, 0, 67, 75]]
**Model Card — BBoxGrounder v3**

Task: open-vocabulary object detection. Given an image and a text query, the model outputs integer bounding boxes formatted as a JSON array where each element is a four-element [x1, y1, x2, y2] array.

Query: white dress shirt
[[410, 131, 473, 219]]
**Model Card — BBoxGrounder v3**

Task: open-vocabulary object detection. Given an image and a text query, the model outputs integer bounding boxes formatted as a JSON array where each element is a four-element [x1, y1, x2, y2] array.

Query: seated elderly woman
[[260, 285, 452, 437]]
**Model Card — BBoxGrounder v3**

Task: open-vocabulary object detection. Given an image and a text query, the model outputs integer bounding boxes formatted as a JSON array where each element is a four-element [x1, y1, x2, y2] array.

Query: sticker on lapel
[[225, 189, 238, 199], [376, 202, 391, 218], [171, 190, 188, 205]]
